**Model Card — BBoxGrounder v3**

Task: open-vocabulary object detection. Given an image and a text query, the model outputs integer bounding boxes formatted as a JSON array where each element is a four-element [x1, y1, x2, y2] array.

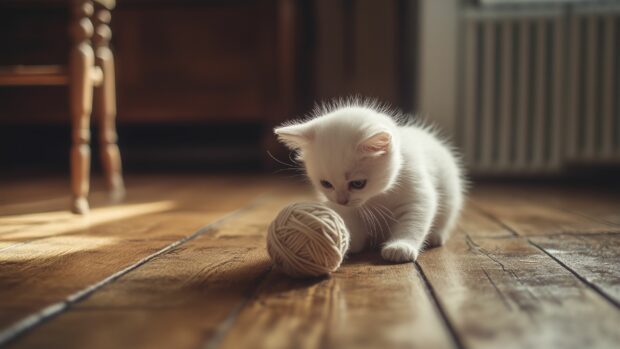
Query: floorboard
[[417, 230, 620, 349], [6, 189, 307, 349], [217, 252, 454, 349], [530, 233, 620, 306], [521, 186, 620, 227], [473, 185, 620, 230], [470, 189, 619, 236], [1, 177, 619, 349], [458, 205, 515, 238], [0, 176, 275, 344]]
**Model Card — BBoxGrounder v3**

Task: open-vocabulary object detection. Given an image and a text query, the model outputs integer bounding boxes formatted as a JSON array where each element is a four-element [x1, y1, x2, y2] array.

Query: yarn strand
[[267, 202, 350, 278]]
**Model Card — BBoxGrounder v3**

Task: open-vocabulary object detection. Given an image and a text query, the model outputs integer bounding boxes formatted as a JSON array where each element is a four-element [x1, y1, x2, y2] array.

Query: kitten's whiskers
[[369, 205, 391, 240]]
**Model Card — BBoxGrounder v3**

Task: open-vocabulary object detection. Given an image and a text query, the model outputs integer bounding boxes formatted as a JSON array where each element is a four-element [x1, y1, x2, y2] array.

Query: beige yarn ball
[[267, 202, 350, 278]]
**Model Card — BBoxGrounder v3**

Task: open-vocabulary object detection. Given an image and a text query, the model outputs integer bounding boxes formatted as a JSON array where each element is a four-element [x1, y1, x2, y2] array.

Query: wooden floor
[[1, 175, 619, 349]]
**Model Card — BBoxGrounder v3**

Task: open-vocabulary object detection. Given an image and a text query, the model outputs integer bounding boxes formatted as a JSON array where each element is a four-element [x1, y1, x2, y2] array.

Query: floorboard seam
[[481, 268, 513, 311], [414, 262, 466, 349], [528, 239, 620, 310], [530, 231, 620, 238], [0, 196, 269, 347], [201, 266, 273, 349]]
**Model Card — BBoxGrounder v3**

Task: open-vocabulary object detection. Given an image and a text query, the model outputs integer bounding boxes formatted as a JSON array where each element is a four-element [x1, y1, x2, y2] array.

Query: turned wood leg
[[94, 6, 125, 203], [70, 0, 95, 214]]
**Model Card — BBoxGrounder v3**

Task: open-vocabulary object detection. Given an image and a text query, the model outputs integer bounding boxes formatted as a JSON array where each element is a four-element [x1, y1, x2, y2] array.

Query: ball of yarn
[[267, 202, 350, 278]]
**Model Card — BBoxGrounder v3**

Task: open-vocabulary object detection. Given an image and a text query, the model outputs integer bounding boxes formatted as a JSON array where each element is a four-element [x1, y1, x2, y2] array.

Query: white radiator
[[419, 1, 620, 175], [566, 6, 620, 165]]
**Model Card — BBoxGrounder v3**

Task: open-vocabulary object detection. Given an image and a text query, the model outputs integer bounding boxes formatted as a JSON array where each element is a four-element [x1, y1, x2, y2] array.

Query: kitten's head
[[274, 106, 402, 207]]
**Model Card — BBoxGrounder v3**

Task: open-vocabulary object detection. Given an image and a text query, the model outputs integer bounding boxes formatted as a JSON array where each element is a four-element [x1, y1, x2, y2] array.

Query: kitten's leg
[[426, 180, 464, 247], [381, 180, 438, 263]]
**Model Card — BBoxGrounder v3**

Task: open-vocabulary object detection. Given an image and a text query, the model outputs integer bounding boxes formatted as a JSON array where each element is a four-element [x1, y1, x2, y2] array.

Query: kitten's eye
[[320, 180, 333, 189], [349, 180, 367, 190]]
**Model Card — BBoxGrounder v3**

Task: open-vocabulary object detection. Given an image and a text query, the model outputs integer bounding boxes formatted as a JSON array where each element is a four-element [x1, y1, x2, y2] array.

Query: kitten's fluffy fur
[[275, 99, 464, 262]]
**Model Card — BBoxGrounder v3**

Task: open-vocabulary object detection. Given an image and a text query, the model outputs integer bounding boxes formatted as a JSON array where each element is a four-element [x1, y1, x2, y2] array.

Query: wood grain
[[417, 231, 620, 349], [0, 1, 290, 125], [0, 65, 68, 85], [0, 177, 72, 207], [458, 203, 514, 238], [69, 0, 97, 214], [470, 187, 619, 236], [112, 1, 281, 123], [0, 176, 282, 343], [521, 187, 620, 227], [7, 190, 309, 349], [2, 181, 620, 349], [217, 252, 454, 349], [93, 4, 124, 201], [474, 184, 620, 227], [530, 233, 620, 306]]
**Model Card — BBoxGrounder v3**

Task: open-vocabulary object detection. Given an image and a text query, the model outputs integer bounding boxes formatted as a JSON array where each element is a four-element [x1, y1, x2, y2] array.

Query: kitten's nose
[[337, 197, 349, 205]]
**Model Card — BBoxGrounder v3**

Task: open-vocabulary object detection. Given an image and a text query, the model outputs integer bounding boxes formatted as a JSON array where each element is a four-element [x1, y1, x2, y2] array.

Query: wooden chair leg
[[70, 0, 95, 214], [94, 6, 125, 203]]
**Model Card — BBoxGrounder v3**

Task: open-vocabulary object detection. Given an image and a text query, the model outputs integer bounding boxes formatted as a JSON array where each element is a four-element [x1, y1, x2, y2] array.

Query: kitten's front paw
[[381, 241, 418, 263], [425, 232, 445, 248]]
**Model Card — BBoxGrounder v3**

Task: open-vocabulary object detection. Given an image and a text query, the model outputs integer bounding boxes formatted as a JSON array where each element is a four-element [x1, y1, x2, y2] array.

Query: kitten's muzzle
[[336, 191, 350, 205]]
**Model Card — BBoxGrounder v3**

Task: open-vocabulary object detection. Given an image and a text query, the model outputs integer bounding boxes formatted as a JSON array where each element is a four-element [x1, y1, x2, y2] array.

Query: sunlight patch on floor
[[0, 235, 120, 261], [0, 201, 177, 241]]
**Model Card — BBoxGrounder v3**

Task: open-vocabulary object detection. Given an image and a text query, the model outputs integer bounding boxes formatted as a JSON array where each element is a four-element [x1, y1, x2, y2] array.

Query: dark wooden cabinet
[[114, 1, 286, 123], [0, 0, 296, 125], [0, 0, 417, 171]]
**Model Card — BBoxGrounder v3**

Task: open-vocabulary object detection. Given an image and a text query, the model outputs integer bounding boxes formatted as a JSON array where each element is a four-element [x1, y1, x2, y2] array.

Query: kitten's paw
[[425, 233, 445, 248], [381, 241, 418, 263]]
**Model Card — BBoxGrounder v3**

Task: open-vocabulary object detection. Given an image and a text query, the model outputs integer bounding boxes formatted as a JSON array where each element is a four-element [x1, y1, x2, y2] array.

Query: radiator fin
[[459, 7, 620, 174]]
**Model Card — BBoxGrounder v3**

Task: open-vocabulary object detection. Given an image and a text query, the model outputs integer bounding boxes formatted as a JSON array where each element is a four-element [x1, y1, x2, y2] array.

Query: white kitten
[[274, 99, 464, 263]]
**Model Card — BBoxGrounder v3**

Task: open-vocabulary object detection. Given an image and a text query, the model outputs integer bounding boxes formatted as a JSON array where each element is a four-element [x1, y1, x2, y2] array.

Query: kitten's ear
[[274, 123, 314, 150], [358, 131, 391, 157]]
